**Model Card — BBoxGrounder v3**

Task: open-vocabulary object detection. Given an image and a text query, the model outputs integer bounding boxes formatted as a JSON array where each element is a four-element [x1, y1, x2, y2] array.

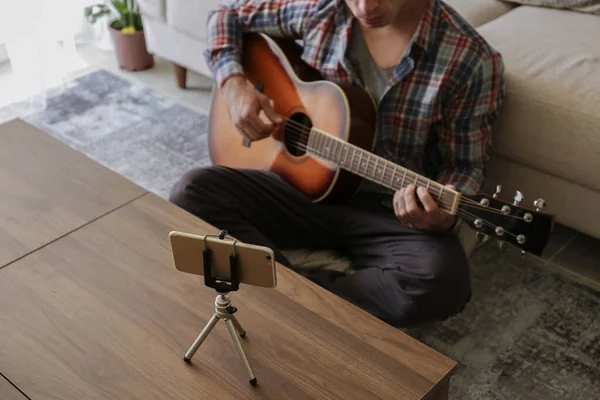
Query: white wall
[[0, 44, 8, 64]]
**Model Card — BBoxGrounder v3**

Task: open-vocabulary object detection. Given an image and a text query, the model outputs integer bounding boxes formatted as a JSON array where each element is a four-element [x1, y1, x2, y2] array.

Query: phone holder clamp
[[202, 230, 240, 293]]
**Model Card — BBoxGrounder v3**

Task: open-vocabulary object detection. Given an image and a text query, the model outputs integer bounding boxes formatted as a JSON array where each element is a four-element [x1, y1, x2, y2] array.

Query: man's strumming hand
[[393, 184, 457, 232], [222, 75, 283, 144]]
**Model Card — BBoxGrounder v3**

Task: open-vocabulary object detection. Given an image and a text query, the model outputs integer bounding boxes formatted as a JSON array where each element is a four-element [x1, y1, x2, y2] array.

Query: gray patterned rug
[[2, 69, 598, 400]]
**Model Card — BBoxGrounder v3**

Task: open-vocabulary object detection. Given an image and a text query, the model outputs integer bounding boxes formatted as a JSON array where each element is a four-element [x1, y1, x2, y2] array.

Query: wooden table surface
[[0, 119, 146, 269], [0, 120, 456, 399], [0, 375, 27, 400]]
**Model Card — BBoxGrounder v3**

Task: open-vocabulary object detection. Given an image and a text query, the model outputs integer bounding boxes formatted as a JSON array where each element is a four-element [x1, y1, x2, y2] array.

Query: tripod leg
[[229, 315, 246, 337], [225, 318, 257, 386], [184, 314, 219, 363]]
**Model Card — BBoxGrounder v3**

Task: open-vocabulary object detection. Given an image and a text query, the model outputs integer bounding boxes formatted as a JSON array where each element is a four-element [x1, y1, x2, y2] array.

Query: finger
[[393, 190, 400, 217], [404, 185, 422, 219], [393, 189, 405, 219], [237, 106, 259, 139], [250, 102, 278, 139], [400, 188, 417, 227], [417, 186, 438, 213], [395, 189, 415, 227], [241, 103, 272, 141], [247, 117, 273, 139], [259, 96, 283, 124]]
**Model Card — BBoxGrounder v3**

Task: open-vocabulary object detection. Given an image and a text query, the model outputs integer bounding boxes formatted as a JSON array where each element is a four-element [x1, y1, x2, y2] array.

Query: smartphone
[[169, 231, 277, 288]]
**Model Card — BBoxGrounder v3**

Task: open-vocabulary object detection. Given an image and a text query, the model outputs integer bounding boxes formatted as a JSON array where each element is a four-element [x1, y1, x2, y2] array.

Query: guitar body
[[208, 33, 377, 202]]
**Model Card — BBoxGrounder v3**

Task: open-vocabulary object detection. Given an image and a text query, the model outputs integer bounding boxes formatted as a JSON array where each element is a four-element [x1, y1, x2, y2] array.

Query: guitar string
[[277, 123, 456, 205], [278, 125, 523, 220], [306, 122, 488, 207], [258, 117, 525, 225], [457, 207, 519, 239], [248, 120, 525, 239], [276, 124, 527, 220], [293, 132, 527, 234], [276, 118, 485, 208], [273, 118, 528, 240], [286, 132, 458, 211]]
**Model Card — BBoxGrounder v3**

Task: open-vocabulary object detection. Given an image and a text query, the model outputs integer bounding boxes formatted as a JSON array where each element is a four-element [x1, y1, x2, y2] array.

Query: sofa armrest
[[137, 0, 166, 22]]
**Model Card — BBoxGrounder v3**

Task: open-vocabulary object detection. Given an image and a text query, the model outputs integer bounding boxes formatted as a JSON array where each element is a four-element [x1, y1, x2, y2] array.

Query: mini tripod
[[182, 230, 257, 386]]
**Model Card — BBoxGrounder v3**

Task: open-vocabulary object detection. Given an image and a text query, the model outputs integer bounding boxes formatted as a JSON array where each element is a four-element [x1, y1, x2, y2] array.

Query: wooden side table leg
[[173, 63, 187, 89], [428, 378, 450, 400]]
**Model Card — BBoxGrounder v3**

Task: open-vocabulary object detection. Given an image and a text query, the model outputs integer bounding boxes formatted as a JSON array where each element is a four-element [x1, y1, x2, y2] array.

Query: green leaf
[[134, 13, 143, 30], [84, 5, 111, 24], [112, 0, 128, 14]]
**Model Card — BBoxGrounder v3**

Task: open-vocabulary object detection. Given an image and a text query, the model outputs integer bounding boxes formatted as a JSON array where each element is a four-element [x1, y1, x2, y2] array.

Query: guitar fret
[[392, 167, 397, 189], [314, 132, 321, 155], [381, 162, 387, 186], [358, 151, 363, 176], [372, 157, 378, 181], [401, 170, 407, 188], [319, 134, 325, 157], [438, 186, 443, 203], [335, 139, 342, 163], [330, 137, 336, 162]]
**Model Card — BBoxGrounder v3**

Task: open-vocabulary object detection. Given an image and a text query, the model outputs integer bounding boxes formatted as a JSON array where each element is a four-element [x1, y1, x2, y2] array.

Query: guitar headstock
[[461, 185, 554, 256]]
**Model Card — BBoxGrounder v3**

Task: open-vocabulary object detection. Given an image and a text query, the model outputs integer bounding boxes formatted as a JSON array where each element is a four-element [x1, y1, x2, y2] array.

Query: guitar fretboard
[[306, 129, 459, 214]]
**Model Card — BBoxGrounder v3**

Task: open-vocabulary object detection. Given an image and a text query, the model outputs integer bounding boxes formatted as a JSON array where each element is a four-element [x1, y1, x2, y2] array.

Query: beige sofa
[[444, 0, 600, 242], [138, 0, 600, 243]]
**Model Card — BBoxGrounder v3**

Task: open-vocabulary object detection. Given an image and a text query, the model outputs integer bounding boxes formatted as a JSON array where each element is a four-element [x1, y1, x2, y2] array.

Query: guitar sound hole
[[283, 112, 312, 156]]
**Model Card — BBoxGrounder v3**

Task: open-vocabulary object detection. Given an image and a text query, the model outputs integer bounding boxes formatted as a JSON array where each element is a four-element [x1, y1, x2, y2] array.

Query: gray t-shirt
[[347, 23, 396, 106]]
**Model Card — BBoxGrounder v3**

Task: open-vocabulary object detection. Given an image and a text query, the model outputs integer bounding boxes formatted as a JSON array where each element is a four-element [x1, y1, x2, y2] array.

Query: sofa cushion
[[501, 0, 600, 14], [478, 6, 600, 192], [166, 0, 225, 41], [443, 0, 518, 27], [137, 0, 166, 21]]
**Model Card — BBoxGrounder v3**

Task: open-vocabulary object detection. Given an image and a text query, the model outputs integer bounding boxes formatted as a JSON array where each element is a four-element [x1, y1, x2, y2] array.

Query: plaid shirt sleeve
[[437, 52, 506, 196], [204, 0, 319, 87]]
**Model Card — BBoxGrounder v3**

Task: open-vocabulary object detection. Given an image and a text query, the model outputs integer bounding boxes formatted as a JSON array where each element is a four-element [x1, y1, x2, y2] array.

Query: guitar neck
[[307, 129, 460, 214]]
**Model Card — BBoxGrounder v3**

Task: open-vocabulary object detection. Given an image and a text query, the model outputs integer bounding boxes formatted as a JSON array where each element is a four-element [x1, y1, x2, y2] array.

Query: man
[[170, 0, 505, 327]]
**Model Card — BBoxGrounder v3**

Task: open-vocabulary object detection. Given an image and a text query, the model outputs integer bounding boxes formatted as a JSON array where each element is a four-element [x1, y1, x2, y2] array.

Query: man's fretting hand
[[393, 184, 457, 232]]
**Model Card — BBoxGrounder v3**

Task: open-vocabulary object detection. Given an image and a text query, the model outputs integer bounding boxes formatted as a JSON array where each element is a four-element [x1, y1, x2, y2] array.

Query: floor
[[1, 41, 599, 293]]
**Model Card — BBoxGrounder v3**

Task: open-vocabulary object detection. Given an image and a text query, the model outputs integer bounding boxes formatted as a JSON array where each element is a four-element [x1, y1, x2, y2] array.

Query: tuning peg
[[513, 191, 523, 206], [534, 198, 547, 211], [493, 185, 502, 198], [497, 240, 508, 250]]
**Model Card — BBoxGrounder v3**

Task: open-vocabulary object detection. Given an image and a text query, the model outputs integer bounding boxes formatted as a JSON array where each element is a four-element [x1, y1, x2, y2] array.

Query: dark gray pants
[[169, 165, 471, 327]]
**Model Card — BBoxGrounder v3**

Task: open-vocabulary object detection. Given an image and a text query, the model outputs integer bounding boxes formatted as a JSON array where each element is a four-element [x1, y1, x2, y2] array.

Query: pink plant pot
[[108, 24, 154, 72]]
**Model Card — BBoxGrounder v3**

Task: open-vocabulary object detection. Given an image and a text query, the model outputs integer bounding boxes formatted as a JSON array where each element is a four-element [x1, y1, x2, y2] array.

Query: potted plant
[[85, 0, 153, 71]]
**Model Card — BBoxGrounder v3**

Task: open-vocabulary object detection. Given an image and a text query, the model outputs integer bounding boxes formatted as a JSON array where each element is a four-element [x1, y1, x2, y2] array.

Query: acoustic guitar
[[207, 33, 554, 256]]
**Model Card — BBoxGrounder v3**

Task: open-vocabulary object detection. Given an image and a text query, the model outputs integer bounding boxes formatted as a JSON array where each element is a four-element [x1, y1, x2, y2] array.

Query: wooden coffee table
[[0, 119, 456, 399]]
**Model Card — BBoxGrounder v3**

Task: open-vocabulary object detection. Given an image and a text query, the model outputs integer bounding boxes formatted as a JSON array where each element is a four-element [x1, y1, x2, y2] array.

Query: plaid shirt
[[204, 0, 506, 195]]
